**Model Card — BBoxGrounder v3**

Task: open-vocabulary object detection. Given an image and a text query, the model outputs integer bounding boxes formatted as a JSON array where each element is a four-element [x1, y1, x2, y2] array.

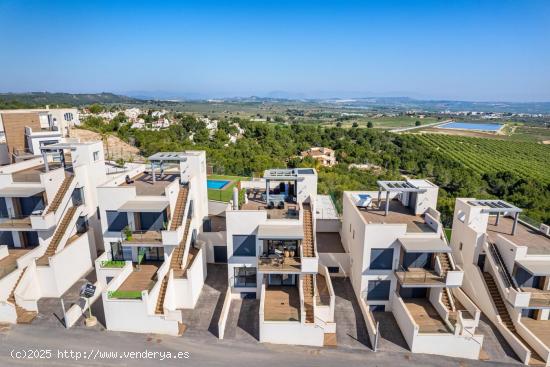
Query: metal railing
[[122, 230, 163, 244], [258, 256, 301, 272], [488, 242, 518, 290], [395, 266, 445, 284]]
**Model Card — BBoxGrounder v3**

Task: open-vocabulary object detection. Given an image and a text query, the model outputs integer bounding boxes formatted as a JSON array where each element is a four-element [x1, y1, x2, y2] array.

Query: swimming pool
[[207, 179, 231, 190], [438, 122, 503, 132]]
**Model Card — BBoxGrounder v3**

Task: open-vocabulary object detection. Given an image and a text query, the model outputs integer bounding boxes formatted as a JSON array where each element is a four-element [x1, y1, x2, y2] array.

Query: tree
[[415, 120, 421, 126], [367, 121, 373, 128], [336, 122, 342, 128], [88, 104, 103, 114], [352, 122, 359, 128]]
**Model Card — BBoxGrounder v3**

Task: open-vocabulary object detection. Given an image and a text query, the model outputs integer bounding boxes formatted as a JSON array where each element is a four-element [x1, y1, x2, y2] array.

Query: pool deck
[[207, 179, 234, 190]]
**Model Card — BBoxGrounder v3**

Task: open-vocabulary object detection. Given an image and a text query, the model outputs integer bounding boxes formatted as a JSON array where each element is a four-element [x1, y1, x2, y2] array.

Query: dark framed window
[[106, 211, 128, 231], [233, 235, 256, 257], [367, 280, 391, 301], [370, 248, 394, 270], [234, 267, 257, 287], [327, 266, 340, 273]]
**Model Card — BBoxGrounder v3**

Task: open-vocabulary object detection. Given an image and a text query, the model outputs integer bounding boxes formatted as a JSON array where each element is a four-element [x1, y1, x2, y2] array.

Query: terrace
[[404, 298, 451, 333], [0, 248, 31, 279], [486, 216, 550, 255], [316, 232, 345, 253], [242, 189, 300, 220], [119, 172, 179, 196], [264, 285, 300, 321], [356, 199, 435, 233], [10, 162, 63, 183], [521, 318, 550, 348], [258, 238, 302, 272], [395, 237, 451, 286], [115, 262, 161, 296]]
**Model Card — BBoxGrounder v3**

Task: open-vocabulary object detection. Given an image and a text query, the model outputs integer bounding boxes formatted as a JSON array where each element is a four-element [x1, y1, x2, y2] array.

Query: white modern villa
[[0, 139, 106, 324], [225, 168, 337, 347], [340, 179, 484, 359], [451, 198, 550, 366], [95, 151, 209, 336]]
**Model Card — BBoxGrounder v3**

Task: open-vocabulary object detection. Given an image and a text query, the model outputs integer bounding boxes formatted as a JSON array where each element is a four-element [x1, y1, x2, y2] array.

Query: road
[[0, 323, 518, 367]]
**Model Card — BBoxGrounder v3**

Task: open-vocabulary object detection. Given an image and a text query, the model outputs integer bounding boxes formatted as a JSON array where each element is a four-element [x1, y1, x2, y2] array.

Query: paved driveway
[[180, 263, 227, 337], [331, 277, 371, 350], [223, 298, 259, 341]]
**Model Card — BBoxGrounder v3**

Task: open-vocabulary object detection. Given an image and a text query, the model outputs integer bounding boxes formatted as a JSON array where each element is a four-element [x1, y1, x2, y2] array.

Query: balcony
[[121, 230, 163, 245], [524, 288, 550, 308], [0, 215, 32, 229], [258, 256, 301, 272], [395, 267, 446, 286]]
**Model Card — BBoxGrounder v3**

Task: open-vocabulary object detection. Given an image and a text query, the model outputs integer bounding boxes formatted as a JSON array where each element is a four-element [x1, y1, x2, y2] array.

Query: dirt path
[[70, 128, 144, 162]]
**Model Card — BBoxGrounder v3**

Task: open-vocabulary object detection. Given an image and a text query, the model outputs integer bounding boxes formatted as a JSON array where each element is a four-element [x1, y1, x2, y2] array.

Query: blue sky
[[0, 0, 549, 101]]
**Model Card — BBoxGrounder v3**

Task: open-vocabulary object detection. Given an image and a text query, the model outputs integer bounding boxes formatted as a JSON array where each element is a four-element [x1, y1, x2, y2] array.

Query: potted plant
[[123, 226, 133, 241]]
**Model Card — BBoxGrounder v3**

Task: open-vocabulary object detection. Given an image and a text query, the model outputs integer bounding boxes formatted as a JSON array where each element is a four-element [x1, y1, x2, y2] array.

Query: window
[[234, 267, 256, 287], [233, 235, 256, 257], [352, 230, 355, 239], [64, 112, 74, 121], [327, 266, 340, 273], [459, 242, 463, 251], [106, 211, 128, 231], [93, 151, 100, 161], [367, 280, 391, 301], [370, 248, 394, 270], [369, 304, 385, 312]]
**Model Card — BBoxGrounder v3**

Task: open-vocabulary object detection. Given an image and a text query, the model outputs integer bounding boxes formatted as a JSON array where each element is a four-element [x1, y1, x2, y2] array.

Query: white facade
[[0, 139, 108, 324], [95, 151, 209, 335], [451, 198, 550, 365], [340, 179, 483, 359], [226, 168, 336, 347]]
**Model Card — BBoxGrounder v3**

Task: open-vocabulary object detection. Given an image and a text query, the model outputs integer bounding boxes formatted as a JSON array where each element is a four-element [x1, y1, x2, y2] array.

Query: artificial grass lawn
[[207, 174, 250, 202]]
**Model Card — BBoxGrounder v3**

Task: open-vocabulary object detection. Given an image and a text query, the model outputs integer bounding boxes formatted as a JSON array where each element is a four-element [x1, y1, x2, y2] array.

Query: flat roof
[[257, 224, 304, 239], [486, 216, 550, 255], [357, 198, 436, 233], [118, 200, 169, 212], [315, 195, 339, 220], [262, 168, 315, 180], [398, 237, 450, 253], [0, 185, 44, 197], [119, 172, 178, 196], [516, 260, 550, 276]]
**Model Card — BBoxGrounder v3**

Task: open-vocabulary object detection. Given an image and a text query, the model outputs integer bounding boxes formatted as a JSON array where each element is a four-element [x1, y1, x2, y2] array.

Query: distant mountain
[[0, 92, 141, 108]]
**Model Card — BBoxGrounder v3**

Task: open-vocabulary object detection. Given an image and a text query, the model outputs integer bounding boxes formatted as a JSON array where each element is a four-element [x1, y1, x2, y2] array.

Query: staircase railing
[[488, 242, 519, 291]]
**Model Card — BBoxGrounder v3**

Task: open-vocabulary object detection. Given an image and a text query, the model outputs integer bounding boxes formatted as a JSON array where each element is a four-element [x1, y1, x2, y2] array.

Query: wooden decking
[[117, 263, 160, 292], [264, 286, 300, 322], [404, 298, 451, 333], [523, 288, 550, 308], [258, 256, 301, 272], [522, 318, 550, 348], [395, 268, 446, 286], [0, 249, 31, 279]]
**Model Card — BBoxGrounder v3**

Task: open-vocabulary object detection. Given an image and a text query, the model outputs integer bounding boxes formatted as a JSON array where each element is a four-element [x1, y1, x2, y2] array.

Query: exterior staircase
[[483, 272, 545, 366], [438, 252, 452, 276], [441, 288, 453, 310], [169, 185, 189, 231], [170, 218, 192, 277], [155, 275, 169, 314], [302, 203, 314, 257], [46, 175, 74, 214], [36, 206, 78, 266], [303, 274, 314, 323], [7, 268, 37, 324]]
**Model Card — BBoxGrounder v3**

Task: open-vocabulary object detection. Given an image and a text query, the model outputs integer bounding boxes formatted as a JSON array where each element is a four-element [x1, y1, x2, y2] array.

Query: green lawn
[[444, 228, 452, 242], [207, 174, 250, 202]]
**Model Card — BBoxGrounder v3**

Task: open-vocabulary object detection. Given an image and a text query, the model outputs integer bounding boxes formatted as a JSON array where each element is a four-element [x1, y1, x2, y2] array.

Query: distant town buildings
[[301, 147, 336, 167]]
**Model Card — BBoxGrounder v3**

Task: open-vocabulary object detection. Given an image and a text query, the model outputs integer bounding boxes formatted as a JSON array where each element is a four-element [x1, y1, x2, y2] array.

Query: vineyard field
[[415, 134, 550, 183]]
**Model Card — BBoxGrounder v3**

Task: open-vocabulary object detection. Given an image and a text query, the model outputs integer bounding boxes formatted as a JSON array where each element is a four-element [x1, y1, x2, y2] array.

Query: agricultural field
[[415, 134, 550, 183]]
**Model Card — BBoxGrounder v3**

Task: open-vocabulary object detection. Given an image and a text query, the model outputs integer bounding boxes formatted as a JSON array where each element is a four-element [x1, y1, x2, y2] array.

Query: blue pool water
[[439, 122, 503, 132], [207, 179, 230, 189]]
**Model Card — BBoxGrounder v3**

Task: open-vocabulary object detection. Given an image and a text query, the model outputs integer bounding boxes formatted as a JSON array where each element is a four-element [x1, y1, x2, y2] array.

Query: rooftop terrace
[[241, 190, 300, 220], [119, 172, 179, 196], [358, 199, 435, 233], [10, 162, 63, 183], [486, 216, 550, 255]]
